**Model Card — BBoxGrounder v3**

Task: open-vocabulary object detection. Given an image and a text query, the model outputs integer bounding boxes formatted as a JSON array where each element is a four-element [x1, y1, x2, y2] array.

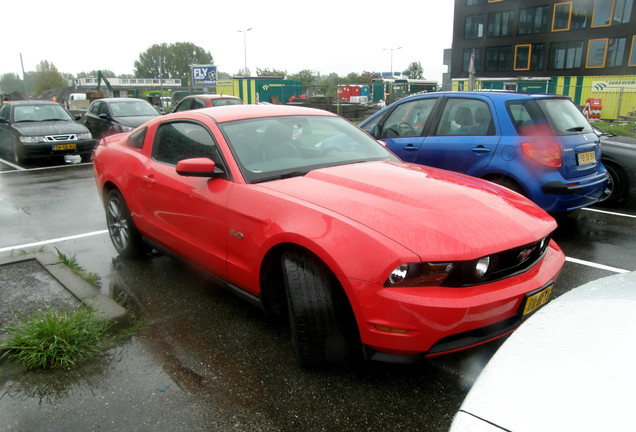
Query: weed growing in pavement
[[55, 247, 101, 288], [0, 307, 112, 370]]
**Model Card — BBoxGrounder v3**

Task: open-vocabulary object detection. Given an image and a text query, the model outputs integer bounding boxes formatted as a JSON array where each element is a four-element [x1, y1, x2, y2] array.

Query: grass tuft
[[55, 248, 101, 288], [1, 307, 112, 370]]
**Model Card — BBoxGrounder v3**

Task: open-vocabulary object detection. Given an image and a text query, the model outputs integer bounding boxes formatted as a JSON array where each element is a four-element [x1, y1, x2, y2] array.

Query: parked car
[[93, 104, 565, 367], [84, 98, 160, 139], [450, 271, 636, 432], [0, 100, 95, 163], [360, 91, 608, 214], [592, 124, 636, 206], [171, 94, 243, 112]]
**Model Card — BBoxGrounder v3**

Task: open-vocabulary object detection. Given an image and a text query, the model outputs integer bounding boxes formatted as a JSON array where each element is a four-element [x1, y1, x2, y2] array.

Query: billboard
[[191, 65, 217, 87]]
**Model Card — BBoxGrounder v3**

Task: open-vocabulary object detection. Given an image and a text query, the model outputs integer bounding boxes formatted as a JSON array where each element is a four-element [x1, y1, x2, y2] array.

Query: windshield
[[219, 115, 400, 183], [13, 104, 73, 122], [109, 101, 159, 117]]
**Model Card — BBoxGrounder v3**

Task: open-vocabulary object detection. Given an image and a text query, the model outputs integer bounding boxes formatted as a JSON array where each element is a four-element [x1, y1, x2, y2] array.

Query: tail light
[[521, 140, 562, 168]]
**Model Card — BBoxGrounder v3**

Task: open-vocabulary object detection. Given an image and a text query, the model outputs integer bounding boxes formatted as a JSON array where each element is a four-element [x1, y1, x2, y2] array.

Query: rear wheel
[[282, 251, 358, 367], [105, 189, 149, 258], [602, 162, 628, 206], [488, 176, 526, 196]]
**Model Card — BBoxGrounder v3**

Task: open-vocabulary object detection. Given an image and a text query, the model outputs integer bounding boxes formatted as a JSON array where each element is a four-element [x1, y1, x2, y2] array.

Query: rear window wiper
[[566, 126, 585, 132]]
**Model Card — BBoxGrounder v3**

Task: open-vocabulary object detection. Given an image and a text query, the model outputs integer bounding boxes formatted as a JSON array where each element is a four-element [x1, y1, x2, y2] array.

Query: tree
[[406, 61, 424, 79], [134, 42, 213, 86], [32, 61, 66, 96], [256, 67, 286, 78], [288, 69, 318, 87], [0, 73, 24, 95]]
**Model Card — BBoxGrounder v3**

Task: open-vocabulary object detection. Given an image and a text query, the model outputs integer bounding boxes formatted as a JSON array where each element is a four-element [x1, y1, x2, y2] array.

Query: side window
[[152, 122, 224, 170], [0, 104, 9, 120], [435, 99, 494, 136], [89, 102, 101, 115], [127, 127, 147, 150], [173, 99, 192, 112], [380, 99, 437, 138], [191, 98, 206, 109]]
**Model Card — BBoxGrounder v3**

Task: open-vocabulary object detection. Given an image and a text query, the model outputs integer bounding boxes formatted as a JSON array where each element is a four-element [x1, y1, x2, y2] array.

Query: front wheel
[[282, 251, 358, 367], [105, 189, 149, 258]]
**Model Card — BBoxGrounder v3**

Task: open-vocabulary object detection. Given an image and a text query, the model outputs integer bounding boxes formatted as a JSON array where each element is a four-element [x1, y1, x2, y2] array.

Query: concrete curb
[[0, 252, 128, 330]]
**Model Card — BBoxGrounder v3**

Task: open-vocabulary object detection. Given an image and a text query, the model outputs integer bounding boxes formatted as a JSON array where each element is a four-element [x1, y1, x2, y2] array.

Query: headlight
[[473, 256, 491, 279], [19, 135, 46, 143], [118, 125, 135, 133], [77, 132, 92, 140], [385, 262, 455, 287]]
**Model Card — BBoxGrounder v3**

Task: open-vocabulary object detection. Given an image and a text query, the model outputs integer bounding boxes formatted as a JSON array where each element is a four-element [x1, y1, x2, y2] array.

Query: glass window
[[153, 122, 223, 168], [435, 98, 495, 136], [467, 0, 486, 4], [488, 10, 515, 37], [463, 48, 482, 72], [593, 0, 613, 26], [515, 45, 532, 70], [485, 46, 513, 72], [614, 0, 634, 23], [587, 39, 609, 67], [507, 99, 591, 136], [553, 2, 572, 31], [379, 98, 438, 139], [519, 6, 551, 34], [531, 44, 546, 70], [127, 127, 147, 150], [606, 38, 626, 66], [629, 35, 636, 65], [465, 14, 485, 39], [571, 2, 590, 29], [550, 41, 584, 69]]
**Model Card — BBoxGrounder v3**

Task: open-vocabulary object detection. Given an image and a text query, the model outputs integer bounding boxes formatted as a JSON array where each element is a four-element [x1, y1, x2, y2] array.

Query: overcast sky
[[2, 0, 454, 85]]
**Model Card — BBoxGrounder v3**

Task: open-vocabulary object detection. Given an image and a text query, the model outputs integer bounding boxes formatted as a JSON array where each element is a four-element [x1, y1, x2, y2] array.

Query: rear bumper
[[538, 169, 608, 213], [347, 241, 565, 363]]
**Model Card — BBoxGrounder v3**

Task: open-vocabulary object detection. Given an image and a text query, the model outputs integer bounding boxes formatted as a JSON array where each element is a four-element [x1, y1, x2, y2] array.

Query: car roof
[[5, 100, 60, 106], [401, 90, 570, 102], [171, 104, 337, 123], [183, 94, 241, 100], [96, 98, 150, 104]]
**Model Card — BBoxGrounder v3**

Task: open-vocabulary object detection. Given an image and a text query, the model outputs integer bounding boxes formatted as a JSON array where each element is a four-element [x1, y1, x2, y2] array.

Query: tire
[[105, 189, 149, 258], [282, 251, 356, 367], [488, 176, 526, 197], [602, 162, 628, 206]]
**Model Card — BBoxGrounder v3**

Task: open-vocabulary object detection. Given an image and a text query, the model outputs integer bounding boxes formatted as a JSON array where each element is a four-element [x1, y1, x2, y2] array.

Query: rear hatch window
[[507, 98, 600, 179]]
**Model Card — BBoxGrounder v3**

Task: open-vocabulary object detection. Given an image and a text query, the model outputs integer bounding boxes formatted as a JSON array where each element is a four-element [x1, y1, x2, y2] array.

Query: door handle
[[142, 174, 156, 184], [471, 146, 491, 154], [403, 144, 418, 152]]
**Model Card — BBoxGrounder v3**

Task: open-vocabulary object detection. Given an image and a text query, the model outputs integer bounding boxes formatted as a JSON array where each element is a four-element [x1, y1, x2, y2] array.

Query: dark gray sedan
[[594, 124, 636, 206], [84, 98, 160, 140], [0, 100, 95, 163]]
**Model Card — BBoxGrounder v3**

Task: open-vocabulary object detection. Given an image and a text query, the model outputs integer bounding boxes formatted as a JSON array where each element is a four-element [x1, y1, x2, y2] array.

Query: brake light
[[521, 140, 562, 168]]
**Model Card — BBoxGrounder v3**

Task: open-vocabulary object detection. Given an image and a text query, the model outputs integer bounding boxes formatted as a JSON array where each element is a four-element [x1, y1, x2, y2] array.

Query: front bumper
[[347, 240, 565, 363], [19, 139, 97, 160]]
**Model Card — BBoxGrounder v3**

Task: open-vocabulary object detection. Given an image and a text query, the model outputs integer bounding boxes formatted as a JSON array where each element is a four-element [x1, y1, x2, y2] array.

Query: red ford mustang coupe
[[93, 104, 565, 367]]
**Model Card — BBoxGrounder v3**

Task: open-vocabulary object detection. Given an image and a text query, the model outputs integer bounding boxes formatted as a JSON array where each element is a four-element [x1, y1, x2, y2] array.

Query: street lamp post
[[383, 47, 402, 77], [238, 28, 253, 76]]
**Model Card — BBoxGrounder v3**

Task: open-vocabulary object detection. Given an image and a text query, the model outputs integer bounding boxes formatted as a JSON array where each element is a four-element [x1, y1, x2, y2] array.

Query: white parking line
[[565, 256, 630, 274], [583, 207, 636, 219], [0, 157, 24, 171], [0, 230, 108, 253]]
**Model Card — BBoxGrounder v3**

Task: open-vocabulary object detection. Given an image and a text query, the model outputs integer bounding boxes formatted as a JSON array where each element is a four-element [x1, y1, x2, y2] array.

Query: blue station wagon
[[360, 91, 608, 214]]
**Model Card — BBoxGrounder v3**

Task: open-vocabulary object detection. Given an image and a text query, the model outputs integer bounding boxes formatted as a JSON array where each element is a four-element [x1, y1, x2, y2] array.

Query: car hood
[[12, 121, 90, 135], [112, 115, 158, 128], [260, 161, 555, 260], [451, 271, 636, 432]]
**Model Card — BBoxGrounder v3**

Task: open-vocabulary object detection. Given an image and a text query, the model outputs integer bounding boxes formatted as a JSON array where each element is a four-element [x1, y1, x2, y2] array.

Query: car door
[[85, 101, 112, 139], [420, 97, 500, 175], [376, 97, 439, 163], [137, 120, 232, 279]]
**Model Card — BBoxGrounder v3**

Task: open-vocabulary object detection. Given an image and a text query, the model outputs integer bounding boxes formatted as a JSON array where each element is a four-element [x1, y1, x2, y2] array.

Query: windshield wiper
[[41, 118, 67, 122], [253, 170, 308, 184]]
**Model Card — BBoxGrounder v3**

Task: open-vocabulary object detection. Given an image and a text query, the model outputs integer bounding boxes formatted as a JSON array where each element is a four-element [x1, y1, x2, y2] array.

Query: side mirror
[[369, 124, 381, 138], [98, 113, 109, 119], [176, 157, 221, 177]]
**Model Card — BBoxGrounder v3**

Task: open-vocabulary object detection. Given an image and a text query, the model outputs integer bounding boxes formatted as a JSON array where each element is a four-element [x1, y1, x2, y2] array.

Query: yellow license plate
[[577, 150, 596, 165], [52, 144, 76, 151], [522, 284, 553, 316]]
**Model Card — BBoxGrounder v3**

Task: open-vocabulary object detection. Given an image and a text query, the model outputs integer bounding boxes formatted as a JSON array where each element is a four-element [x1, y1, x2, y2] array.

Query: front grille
[[45, 134, 77, 142], [442, 235, 551, 287]]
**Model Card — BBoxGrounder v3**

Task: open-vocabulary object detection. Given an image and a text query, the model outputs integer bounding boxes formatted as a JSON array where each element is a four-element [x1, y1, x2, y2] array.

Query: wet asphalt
[[1, 161, 635, 431]]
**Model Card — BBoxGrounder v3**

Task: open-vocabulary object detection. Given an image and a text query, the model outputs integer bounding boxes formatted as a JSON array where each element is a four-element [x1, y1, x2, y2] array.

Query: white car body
[[450, 271, 636, 432]]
